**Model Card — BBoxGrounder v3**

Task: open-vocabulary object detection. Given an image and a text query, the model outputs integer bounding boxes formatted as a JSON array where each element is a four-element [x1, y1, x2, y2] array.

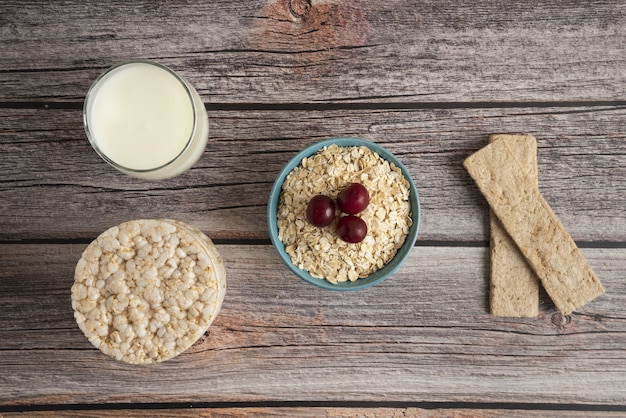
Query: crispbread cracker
[[464, 138, 604, 315], [488, 134, 539, 317]]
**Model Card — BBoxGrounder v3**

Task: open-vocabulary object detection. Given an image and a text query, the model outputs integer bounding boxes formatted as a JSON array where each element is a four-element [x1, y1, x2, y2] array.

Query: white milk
[[84, 61, 209, 180]]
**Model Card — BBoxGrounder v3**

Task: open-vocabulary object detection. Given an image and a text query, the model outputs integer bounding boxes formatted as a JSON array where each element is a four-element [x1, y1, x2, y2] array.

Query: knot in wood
[[551, 312, 572, 328], [289, 0, 311, 21]]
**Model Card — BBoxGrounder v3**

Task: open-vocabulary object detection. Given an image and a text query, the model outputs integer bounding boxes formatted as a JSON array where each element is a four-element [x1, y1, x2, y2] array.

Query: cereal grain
[[277, 145, 412, 284]]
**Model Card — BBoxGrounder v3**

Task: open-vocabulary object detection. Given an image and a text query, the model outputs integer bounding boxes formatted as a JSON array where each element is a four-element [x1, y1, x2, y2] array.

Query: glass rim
[[83, 60, 198, 174]]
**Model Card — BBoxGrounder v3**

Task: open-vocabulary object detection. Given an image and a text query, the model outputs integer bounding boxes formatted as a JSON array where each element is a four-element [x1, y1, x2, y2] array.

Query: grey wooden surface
[[1, 1, 625, 416]]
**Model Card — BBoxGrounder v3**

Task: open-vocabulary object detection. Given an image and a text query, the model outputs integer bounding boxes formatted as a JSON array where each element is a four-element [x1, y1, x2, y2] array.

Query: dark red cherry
[[337, 183, 369, 215], [306, 195, 336, 227], [336, 215, 367, 243]]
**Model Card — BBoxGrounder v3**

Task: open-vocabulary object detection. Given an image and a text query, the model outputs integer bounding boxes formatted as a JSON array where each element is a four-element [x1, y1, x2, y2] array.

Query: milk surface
[[86, 62, 195, 171]]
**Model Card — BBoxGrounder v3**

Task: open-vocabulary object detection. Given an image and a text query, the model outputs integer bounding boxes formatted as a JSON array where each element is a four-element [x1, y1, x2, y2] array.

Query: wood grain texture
[[3, 408, 626, 418], [2, 0, 626, 413], [1, 244, 625, 406], [1, 106, 624, 242], [0, 1, 625, 103]]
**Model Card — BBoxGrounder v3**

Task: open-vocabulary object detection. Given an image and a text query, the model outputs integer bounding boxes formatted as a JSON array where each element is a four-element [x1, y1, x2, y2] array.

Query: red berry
[[336, 215, 367, 243], [337, 183, 369, 215], [306, 195, 335, 227]]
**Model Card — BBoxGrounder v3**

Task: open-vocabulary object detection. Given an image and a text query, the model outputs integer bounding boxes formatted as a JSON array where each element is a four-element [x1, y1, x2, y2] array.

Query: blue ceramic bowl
[[267, 137, 421, 291]]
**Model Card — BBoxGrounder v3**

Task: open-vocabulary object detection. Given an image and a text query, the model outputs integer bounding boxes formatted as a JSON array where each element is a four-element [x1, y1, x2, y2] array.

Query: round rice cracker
[[71, 219, 226, 364]]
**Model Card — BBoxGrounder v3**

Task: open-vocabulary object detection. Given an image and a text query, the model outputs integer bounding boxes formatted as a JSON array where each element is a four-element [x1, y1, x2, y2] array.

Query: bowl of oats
[[268, 137, 420, 291]]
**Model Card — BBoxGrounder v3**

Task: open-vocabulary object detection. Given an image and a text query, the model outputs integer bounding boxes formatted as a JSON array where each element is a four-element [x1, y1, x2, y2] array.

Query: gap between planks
[[2, 401, 626, 415], [1, 100, 626, 111]]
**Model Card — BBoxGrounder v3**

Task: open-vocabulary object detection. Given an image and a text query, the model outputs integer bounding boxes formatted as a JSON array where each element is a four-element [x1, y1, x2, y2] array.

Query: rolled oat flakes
[[71, 219, 226, 364], [277, 144, 412, 284]]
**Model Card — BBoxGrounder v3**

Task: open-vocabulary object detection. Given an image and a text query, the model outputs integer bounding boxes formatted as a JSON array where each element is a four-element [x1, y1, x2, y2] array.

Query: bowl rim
[[267, 137, 421, 291]]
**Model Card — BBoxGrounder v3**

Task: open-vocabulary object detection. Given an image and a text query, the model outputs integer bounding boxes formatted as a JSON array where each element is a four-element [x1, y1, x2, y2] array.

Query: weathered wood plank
[[2, 0, 624, 414], [1, 244, 624, 405], [1, 107, 624, 242], [3, 407, 626, 417], [1, 1, 625, 103]]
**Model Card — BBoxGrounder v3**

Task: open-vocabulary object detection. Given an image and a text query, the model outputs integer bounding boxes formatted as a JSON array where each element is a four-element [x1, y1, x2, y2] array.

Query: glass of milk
[[83, 60, 209, 180]]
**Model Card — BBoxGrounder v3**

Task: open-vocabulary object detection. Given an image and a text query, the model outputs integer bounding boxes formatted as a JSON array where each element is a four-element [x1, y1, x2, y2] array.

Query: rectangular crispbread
[[488, 134, 540, 317], [464, 137, 604, 315]]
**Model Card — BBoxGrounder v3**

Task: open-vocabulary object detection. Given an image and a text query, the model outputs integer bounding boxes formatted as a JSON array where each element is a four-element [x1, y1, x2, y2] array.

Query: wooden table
[[1, 1, 625, 416]]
